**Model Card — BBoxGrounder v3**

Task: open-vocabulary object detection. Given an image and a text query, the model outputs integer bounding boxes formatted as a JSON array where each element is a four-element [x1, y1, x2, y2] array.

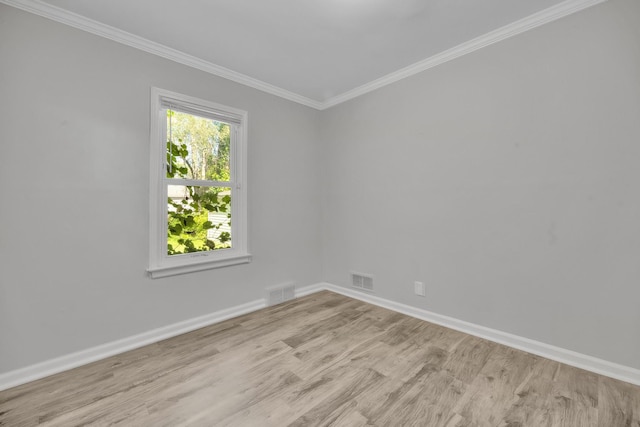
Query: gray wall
[[320, 0, 640, 369], [2, 0, 639, 376], [0, 5, 323, 373]]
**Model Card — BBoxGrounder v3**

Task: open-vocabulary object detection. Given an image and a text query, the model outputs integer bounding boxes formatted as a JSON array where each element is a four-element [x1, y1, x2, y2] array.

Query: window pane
[[167, 186, 232, 255], [166, 110, 231, 181]]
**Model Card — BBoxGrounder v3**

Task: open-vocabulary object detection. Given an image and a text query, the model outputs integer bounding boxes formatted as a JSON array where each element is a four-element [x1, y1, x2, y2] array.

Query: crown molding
[[321, 0, 609, 109], [1, 0, 607, 111], [0, 0, 324, 110]]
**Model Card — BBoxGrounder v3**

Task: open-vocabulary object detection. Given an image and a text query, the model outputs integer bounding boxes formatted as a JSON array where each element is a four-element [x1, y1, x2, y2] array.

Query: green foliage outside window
[[166, 110, 232, 255]]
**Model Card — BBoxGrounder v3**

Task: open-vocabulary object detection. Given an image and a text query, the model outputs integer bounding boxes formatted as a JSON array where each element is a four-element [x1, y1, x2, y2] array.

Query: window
[[148, 88, 249, 278]]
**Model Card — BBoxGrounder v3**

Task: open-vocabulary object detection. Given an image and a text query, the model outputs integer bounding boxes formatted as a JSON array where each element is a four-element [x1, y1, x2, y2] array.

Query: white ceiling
[[5, 0, 604, 108]]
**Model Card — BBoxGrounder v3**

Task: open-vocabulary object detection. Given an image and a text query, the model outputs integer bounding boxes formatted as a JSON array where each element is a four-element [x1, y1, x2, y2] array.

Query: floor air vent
[[266, 282, 295, 306], [351, 272, 374, 292]]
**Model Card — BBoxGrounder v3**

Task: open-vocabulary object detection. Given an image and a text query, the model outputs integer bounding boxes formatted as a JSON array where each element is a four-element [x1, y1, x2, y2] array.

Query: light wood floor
[[1, 291, 639, 426]]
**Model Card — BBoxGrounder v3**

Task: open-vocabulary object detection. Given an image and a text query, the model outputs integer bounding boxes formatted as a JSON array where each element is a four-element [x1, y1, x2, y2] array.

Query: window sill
[[148, 252, 252, 278]]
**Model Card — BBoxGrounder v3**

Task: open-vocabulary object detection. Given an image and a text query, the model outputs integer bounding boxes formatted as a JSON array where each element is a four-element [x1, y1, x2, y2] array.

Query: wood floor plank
[[443, 335, 496, 385], [289, 313, 391, 381], [488, 359, 562, 427], [1, 290, 639, 426], [287, 367, 385, 427], [360, 368, 464, 426], [543, 364, 599, 427], [598, 375, 640, 427], [214, 397, 299, 427]]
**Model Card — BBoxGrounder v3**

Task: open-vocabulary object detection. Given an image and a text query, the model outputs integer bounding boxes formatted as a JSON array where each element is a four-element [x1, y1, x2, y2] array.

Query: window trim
[[148, 87, 250, 278]]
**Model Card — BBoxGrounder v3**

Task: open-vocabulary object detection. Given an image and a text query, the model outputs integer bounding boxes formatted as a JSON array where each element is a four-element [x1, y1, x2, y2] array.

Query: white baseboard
[[0, 298, 266, 392], [309, 282, 640, 387], [295, 282, 326, 297], [2, 282, 639, 391]]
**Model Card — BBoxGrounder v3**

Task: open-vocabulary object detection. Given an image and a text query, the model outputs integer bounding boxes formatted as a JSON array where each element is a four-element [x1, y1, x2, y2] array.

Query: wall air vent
[[351, 272, 374, 292], [266, 282, 296, 306]]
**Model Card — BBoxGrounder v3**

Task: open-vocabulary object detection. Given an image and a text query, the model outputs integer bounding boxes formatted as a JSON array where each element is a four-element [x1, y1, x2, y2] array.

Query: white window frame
[[148, 87, 250, 278]]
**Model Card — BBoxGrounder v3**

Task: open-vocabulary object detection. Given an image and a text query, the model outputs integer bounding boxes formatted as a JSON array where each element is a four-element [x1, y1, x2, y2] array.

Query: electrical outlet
[[414, 281, 425, 297]]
